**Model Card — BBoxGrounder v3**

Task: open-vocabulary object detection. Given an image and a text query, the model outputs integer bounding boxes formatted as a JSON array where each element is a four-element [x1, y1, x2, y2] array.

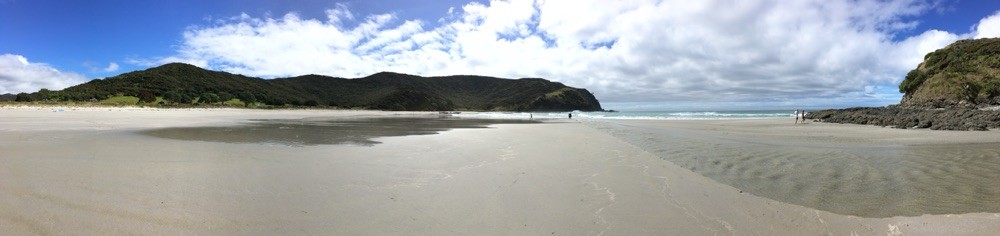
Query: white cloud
[[888, 29, 963, 75], [154, 0, 990, 108], [0, 54, 88, 94], [325, 3, 354, 25], [103, 62, 120, 72], [974, 11, 1000, 39], [83, 61, 123, 74]]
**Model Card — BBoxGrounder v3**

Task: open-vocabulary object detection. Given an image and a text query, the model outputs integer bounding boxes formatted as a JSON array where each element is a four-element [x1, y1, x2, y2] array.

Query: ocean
[[458, 110, 798, 120]]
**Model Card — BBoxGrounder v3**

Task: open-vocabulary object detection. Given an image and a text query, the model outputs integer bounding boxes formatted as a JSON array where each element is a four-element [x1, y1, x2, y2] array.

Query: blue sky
[[1, 0, 481, 77], [2, 0, 1000, 110]]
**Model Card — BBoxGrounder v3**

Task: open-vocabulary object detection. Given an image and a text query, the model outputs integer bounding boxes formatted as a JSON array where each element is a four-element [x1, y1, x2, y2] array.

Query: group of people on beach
[[794, 109, 807, 124]]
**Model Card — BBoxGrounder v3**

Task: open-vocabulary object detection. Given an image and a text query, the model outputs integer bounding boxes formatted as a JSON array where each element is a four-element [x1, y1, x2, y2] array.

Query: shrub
[[217, 91, 234, 101], [199, 92, 220, 104], [163, 91, 192, 104], [899, 69, 929, 93], [14, 92, 33, 102], [983, 79, 1000, 99], [138, 91, 157, 103], [237, 92, 256, 107]]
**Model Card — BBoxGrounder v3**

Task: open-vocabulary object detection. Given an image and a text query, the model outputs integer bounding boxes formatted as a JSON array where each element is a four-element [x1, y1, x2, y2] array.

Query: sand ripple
[[589, 120, 1000, 217]]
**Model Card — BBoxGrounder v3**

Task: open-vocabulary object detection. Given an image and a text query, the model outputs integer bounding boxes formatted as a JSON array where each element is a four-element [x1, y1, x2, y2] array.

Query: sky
[[2, 0, 1000, 111]]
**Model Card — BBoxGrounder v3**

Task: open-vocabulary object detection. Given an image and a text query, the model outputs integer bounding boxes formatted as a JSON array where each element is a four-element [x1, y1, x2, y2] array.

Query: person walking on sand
[[568, 113, 572, 119], [801, 110, 807, 124]]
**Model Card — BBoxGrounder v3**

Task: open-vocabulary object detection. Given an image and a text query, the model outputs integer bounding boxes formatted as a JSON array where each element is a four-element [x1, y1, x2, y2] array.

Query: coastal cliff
[[898, 38, 1000, 108], [810, 38, 1000, 130], [17, 63, 602, 112]]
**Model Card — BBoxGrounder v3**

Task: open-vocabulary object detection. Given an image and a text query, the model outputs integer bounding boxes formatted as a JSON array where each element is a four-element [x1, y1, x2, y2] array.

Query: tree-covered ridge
[[20, 63, 602, 111], [899, 38, 1000, 108]]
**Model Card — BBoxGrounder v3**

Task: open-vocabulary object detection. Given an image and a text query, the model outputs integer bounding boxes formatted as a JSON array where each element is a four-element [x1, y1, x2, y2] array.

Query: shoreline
[[2, 109, 999, 234]]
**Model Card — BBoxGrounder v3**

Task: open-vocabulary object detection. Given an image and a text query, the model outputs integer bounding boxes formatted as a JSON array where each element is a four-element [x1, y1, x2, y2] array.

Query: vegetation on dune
[[15, 63, 602, 111], [898, 38, 1000, 108], [99, 95, 140, 106]]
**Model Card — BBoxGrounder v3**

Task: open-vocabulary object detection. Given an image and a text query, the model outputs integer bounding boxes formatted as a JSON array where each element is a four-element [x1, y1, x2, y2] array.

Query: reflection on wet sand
[[142, 116, 539, 146]]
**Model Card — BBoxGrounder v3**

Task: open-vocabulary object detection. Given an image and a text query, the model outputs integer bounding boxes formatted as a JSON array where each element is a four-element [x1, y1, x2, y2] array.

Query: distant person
[[568, 113, 572, 119], [529, 113, 533, 120], [801, 110, 807, 123], [794, 110, 799, 124]]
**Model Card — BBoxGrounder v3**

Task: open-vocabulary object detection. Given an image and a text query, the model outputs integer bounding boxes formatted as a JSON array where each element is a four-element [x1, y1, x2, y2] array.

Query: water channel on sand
[[142, 115, 540, 146]]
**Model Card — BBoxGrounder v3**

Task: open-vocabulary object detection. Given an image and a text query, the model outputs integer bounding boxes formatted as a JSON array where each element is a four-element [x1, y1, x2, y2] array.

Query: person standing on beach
[[568, 113, 572, 119], [801, 110, 807, 124], [794, 110, 799, 124]]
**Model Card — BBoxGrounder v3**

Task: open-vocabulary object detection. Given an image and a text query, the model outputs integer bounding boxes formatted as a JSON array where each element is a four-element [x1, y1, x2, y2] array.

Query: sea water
[[457, 110, 796, 120]]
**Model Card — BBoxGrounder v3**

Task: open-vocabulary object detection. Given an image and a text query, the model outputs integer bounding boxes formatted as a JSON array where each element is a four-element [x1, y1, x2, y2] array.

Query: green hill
[[41, 63, 602, 111], [810, 38, 1000, 130], [898, 38, 1000, 108]]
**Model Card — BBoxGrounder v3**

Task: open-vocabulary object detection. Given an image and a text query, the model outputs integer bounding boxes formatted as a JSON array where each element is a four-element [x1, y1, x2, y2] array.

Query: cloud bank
[[156, 0, 999, 109], [0, 54, 87, 94]]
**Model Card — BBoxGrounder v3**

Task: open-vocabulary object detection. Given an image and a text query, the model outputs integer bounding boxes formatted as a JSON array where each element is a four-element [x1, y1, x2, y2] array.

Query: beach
[[2, 107, 1000, 235], [590, 119, 1000, 217]]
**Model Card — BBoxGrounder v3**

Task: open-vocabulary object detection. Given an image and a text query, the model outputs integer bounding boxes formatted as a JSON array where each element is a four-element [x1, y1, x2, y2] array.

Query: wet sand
[[590, 119, 1000, 217], [2, 107, 1000, 235], [142, 116, 539, 146]]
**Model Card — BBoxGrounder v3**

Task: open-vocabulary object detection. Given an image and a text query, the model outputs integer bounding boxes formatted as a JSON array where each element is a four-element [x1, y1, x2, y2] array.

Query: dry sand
[[2, 107, 999, 235]]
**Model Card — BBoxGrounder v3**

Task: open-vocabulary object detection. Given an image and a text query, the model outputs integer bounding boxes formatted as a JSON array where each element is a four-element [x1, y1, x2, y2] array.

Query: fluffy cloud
[[0, 54, 88, 94], [975, 11, 1000, 39], [156, 0, 987, 108]]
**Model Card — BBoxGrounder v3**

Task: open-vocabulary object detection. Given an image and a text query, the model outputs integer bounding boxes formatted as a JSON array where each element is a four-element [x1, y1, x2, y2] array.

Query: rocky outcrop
[[811, 38, 1000, 130], [807, 106, 1000, 131]]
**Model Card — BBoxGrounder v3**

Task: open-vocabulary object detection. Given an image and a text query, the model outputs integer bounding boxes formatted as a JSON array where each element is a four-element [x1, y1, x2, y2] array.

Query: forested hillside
[[19, 63, 603, 111]]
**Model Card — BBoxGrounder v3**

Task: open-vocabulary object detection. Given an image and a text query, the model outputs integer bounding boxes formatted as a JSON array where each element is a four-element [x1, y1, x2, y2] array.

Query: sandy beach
[[2, 107, 1000, 235]]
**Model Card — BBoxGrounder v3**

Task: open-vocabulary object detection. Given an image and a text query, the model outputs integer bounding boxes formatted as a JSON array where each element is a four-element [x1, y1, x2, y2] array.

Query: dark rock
[[807, 107, 1000, 131]]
